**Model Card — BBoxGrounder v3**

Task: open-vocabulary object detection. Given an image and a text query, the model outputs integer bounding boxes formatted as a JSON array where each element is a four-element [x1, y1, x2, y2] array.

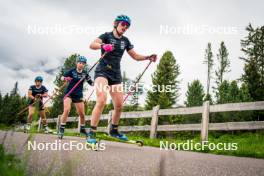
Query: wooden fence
[[43, 101, 264, 142]]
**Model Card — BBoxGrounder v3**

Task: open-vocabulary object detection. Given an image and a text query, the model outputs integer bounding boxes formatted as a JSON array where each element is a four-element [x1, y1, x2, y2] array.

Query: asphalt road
[[0, 130, 263, 176]]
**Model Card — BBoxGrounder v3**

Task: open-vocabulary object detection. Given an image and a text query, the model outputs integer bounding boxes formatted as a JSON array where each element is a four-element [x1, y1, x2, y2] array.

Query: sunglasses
[[120, 21, 130, 28], [78, 62, 86, 65]]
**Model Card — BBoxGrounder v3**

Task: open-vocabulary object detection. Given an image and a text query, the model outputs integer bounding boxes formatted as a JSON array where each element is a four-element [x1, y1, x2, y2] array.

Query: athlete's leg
[[109, 84, 123, 125], [25, 106, 35, 131], [39, 108, 47, 125], [61, 97, 72, 123], [39, 108, 52, 133], [27, 106, 35, 123], [108, 83, 127, 140], [58, 97, 72, 137], [90, 77, 108, 127], [74, 101, 85, 125]]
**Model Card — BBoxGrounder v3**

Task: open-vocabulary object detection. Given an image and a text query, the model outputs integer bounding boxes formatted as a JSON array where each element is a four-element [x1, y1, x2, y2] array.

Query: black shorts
[[28, 99, 45, 111], [94, 71, 122, 86], [67, 95, 83, 103]]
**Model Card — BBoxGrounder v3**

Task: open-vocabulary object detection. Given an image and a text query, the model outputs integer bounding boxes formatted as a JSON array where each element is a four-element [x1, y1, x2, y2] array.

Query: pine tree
[[184, 80, 205, 123], [239, 83, 252, 102], [216, 80, 230, 104], [240, 24, 264, 101], [203, 43, 214, 101], [145, 51, 180, 109], [215, 42, 230, 86], [185, 80, 205, 107], [227, 81, 240, 103], [10, 82, 19, 96]]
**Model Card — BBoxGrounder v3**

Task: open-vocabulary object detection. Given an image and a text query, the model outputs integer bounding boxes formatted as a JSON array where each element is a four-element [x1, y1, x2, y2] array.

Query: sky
[[0, 0, 263, 106]]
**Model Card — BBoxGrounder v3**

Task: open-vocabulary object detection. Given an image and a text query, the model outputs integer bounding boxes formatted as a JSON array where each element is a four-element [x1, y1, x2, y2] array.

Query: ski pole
[[123, 60, 153, 103], [17, 98, 41, 116], [87, 89, 94, 101], [42, 82, 67, 106], [63, 52, 107, 100]]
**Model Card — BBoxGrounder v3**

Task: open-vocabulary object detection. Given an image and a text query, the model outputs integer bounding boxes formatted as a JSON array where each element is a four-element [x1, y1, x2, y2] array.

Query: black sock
[[91, 126, 97, 131], [110, 124, 118, 133], [80, 124, 85, 129], [60, 123, 66, 129]]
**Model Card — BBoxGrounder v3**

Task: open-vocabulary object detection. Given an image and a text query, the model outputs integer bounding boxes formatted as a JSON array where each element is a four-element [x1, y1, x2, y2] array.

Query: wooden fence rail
[[43, 101, 264, 142]]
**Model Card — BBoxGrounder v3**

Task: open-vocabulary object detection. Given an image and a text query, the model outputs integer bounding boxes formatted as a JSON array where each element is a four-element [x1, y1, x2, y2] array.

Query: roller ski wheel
[[135, 140, 144, 147]]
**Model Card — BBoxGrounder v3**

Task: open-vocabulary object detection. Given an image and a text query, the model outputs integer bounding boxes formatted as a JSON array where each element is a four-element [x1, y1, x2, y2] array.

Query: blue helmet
[[77, 56, 87, 64], [114, 15, 131, 26], [35, 76, 43, 82]]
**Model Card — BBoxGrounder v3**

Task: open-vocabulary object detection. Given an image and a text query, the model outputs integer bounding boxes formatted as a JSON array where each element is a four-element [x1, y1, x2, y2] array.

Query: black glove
[[86, 74, 94, 86]]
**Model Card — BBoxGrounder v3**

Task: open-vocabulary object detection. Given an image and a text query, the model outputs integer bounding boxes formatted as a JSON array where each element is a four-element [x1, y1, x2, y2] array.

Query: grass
[[126, 131, 264, 158], [59, 130, 264, 158], [0, 144, 26, 176], [1, 124, 264, 159]]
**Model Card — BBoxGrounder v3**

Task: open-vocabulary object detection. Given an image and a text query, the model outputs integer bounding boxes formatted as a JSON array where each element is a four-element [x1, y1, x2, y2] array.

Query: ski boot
[[57, 125, 65, 139], [44, 126, 53, 134], [109, 128, 128, 141], [24, 123, 31, 133], [86, 129, 99, 150]]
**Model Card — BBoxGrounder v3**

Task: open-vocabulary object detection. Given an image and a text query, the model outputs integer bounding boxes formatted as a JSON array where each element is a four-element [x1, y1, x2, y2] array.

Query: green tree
[[145, 51, 180, 109], [212, 80, 253, 122], [240, 24, 264, 101], [0, 84, 28, 125], [215, 80, 229, 104], [215, 42, 230, 86], [10, 82, 19, 96], [203, 43, 214, 101], [145, 51, 180, 126], [185, 80, 205, 107], [184, 80, 205, 124], [227, 81, 240, 103], [239, 83, 252, 102]]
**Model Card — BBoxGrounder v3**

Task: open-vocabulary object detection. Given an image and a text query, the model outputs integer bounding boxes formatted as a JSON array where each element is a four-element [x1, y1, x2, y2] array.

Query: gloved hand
[[146, 54, 157, 62], [35, 94, 41, 100], [64, 77, 72, 82], [86, 74, 94, 86], [102, 44, 113, 52]]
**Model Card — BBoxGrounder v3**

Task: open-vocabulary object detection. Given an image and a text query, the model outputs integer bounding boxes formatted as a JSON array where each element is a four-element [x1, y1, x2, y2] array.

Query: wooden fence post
[[107, 110, 113, 134], [201, 101, 210, 142], [150, 105, 160, 139]]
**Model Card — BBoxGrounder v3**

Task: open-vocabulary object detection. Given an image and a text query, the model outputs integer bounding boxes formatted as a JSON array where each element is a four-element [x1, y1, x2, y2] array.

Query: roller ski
[[103, 133, 144, 147], [105, 125, 143, 147]]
